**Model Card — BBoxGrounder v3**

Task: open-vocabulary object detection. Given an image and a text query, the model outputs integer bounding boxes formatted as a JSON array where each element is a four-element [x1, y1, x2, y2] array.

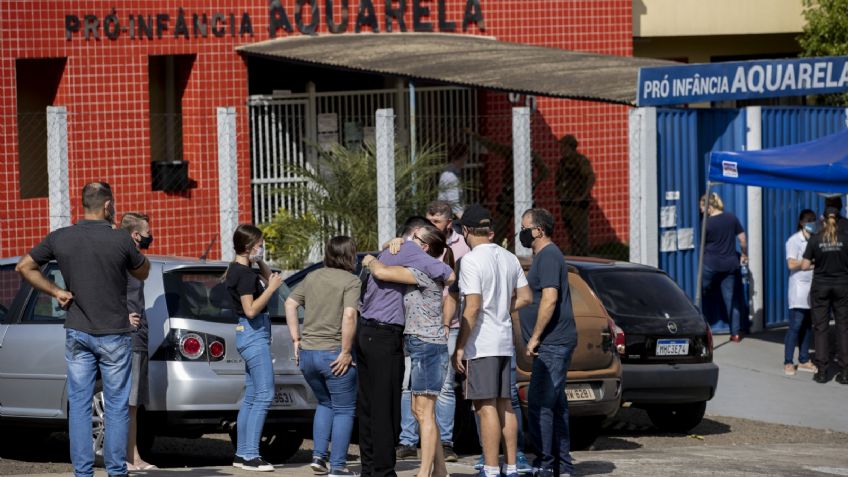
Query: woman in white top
[[784, 209, 817, 375]]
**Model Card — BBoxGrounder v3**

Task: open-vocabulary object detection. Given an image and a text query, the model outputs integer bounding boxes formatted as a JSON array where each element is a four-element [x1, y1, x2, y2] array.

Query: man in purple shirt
[[356, 217, 453, 477]]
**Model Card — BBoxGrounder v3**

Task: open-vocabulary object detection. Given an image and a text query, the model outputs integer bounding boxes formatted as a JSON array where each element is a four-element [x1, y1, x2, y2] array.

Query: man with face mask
[[16, 182, 150, 477], [517, 208, 577, 477], [119, 212, 157, 470]]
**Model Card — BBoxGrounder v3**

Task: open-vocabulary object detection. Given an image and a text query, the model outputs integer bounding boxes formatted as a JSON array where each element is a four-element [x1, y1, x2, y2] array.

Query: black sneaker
[[395, 444, 418, 460], [310, 456, 329, 474], [232, 455, 246, 468], [813, 370, 829, 383], [242, 457, 274, 472], [329, 468, 358, 477], [837, 370, 848, 385], [442, 444, 458, 462]]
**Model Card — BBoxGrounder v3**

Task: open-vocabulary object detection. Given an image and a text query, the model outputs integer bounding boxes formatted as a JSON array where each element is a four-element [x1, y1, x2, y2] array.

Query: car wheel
[[569, 416, 603, 450], [91, 385, 106, 468], [646, 401, 707, 433], [229, 427, 304, 464]]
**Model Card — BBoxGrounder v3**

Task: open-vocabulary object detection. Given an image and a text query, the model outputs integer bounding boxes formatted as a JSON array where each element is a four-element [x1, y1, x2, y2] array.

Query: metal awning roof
[[237, 33, 675, 106]]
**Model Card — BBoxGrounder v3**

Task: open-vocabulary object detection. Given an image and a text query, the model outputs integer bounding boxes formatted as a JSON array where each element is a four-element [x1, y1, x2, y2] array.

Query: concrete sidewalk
[[707, 330, 848, 433]]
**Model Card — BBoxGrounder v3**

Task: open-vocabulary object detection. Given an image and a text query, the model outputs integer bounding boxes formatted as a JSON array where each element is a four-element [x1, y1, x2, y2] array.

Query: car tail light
[[209, 340, 225, 359], [179, 333, 205, 360], [609, 318, 625, 356]]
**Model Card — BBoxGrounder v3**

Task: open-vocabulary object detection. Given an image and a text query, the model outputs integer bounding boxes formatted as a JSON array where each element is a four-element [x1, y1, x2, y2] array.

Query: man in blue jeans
[[17, 182, 150, 477], [517, 208, 578, 477]]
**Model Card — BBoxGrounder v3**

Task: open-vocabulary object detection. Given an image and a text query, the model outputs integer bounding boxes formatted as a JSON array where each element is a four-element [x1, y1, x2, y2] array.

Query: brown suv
[[512, 257, 622, 450]]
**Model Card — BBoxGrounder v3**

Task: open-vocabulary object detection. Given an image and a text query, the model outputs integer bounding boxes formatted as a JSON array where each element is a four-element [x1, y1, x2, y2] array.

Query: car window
[[588, 270, 697, 317], [24, 267, 67, 322], [163, 269, 291, 324], [0, 264, 23, 321]]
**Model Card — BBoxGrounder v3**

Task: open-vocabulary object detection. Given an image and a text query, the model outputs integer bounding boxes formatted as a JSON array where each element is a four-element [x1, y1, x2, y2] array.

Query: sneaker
[[784, 364, 796, 376], [241, 457, 274, 472], [730, 335, 742, 343], [813, 370, 829, 384], [395, 444, 418, 460], [232, 455, 246, 469], [329, 468, 357, 477], [797, 362, 817, 373], [837, 370, 848, 385], [474, 455, 485, 470], [310, 456, 329, 474], [516, 453, 532, 475], [442, 444, 458, 463]]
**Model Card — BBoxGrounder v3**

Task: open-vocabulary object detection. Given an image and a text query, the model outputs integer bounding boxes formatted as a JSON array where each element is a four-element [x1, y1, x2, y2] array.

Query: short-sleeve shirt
[[446, 231, 471, 328], [518, 243, 577, 347], [403, 268, 447, 344], [127, 273, 149, 351], [802, 230, 848, 284], [360, 241, 454, 326], [703, 212, 744, 272], [785, 231, 812, 310], [225, 262, 267, 316], [28, 219, 147, 335], [458, 243, 528, 359], [288, 267, 361, 350]]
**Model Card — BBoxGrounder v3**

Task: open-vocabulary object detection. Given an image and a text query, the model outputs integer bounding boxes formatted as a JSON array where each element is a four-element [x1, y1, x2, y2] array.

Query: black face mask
[[138, 234, 153, 250], [519, 228, 536, 249]]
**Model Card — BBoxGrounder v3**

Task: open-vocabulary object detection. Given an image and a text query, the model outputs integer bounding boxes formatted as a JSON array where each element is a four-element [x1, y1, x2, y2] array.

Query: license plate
[[272, 388, 296, 407], [565, 384, 595, 402], [656, 339, 689, 356]]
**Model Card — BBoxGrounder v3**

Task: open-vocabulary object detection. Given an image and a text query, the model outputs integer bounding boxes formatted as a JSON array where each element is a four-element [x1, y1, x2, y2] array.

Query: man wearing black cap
[[452, 204, 531, 477]]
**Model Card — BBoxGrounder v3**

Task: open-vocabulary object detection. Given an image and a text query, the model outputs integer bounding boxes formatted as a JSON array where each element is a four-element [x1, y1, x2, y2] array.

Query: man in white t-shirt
[[452, 204, 531, 477]]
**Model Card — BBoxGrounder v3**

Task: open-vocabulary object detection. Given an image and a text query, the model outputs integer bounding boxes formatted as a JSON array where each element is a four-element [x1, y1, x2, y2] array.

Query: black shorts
[[464, 356, 511, 400]]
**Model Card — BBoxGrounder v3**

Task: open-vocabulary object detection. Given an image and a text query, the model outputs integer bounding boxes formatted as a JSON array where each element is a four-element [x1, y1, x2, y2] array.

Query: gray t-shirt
[[127, 273, 148, 352], [289, 268, 361, 350], [403, 268, 447, 344], [28, 219, 147, 335]]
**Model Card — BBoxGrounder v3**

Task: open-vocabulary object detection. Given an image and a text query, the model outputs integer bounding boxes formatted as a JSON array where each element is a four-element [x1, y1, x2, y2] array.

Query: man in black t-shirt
[[16, 182, 149, 477], [517, 208, 578, 477]]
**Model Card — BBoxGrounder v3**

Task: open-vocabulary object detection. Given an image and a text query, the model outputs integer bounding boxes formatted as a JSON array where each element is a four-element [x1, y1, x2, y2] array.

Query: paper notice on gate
[[661, 230, 678, 253], [677, 228, 695, 250], [318, 113, 338, 133], [660, 205, 677, 228]]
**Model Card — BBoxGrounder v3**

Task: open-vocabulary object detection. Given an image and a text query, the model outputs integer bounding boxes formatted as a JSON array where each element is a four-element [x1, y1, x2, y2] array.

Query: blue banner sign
[[637, 56, 848, 106]]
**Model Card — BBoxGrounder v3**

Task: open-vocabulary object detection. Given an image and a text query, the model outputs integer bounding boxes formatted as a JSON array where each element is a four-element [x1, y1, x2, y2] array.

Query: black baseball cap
[[460, 204, 492, 228]]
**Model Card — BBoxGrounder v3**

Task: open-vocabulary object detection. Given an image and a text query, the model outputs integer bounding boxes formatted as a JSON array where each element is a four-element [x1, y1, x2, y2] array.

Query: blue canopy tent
[[696, 127, 848, 309]]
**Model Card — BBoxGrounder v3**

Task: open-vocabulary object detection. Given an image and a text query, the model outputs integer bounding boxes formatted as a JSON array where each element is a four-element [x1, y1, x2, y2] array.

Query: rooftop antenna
[[199, 233, 219, 262]]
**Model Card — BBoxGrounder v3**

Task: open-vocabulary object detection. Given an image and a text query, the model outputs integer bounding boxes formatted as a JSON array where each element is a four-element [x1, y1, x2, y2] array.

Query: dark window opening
[[16, 58, 66, 199], [148, 55, 194, 164]]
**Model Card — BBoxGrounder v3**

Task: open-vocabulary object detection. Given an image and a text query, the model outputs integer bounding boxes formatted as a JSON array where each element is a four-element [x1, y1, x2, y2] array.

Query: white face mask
[[250, 245, 265, 261]]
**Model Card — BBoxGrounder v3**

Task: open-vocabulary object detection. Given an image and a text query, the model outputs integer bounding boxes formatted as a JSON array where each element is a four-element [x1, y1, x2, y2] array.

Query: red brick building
[[0, 0, 632, 259]]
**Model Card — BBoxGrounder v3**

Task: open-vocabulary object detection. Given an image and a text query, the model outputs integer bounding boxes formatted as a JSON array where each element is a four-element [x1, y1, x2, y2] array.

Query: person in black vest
[[802, 207, 848, 384], [16, 182, 150, 477]]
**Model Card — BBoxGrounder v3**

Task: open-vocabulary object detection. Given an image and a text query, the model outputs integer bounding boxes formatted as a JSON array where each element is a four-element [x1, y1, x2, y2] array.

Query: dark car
[[567, 257, 719, 433]]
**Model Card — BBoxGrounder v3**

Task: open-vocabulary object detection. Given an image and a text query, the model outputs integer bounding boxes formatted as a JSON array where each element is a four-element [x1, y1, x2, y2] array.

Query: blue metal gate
[[656, 108, 748, 333], [760, 107, 847, 328]]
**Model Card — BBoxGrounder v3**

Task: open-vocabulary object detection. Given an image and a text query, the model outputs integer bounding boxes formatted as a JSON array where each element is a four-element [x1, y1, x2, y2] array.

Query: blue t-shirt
[[518, 243, 577, 346], [704, 212, 744, 273]]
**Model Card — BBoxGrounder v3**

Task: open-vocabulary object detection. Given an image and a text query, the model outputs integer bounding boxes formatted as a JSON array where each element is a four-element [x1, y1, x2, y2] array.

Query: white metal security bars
[[248, 86, 480, 229]]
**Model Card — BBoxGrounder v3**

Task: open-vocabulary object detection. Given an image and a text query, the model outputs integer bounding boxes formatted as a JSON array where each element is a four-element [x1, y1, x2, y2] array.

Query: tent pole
[[695, 181, 713, 309]]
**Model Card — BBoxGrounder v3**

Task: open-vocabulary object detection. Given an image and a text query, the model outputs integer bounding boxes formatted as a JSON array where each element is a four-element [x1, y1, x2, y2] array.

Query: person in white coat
[[784, 209, 817, 375]]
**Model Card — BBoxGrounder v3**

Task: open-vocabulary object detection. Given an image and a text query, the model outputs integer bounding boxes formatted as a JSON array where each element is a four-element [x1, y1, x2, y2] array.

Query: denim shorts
[[405, 335, 448, 395]]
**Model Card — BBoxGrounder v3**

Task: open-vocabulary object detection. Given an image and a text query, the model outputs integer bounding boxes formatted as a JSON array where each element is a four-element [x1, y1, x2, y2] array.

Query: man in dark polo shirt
[[16, 182, 149, 477], [517, 208, 578, 477]]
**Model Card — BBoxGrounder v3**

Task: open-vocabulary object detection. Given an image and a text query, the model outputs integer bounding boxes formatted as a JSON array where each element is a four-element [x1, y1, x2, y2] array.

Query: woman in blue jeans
[[285, 236, 361, 477], [784, 209, 817, 375], [364, 225, 456, 477], [700, 193, 748, 341], [225, 224, 284, 472]]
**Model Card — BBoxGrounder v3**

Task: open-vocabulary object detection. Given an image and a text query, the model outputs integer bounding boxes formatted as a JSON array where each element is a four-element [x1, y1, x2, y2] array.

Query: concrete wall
[[634, 0, 805, 38]]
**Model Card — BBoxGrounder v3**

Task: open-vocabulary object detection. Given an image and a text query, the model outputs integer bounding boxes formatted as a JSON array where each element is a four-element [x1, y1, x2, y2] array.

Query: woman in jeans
[[700, 192, 748, 342], [362, 225, 456, 477], [285, 237, 361, 477], [225, 224, 284, 472], [784, 209, 817, 375]]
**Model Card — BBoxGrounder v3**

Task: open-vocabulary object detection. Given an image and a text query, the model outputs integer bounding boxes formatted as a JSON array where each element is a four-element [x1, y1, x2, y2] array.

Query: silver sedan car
[[0, 256, 316, 462]]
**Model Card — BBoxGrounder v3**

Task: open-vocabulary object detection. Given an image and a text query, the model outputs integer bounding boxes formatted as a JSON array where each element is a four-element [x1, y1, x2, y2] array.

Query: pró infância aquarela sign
[[64, 0, 485, 41]]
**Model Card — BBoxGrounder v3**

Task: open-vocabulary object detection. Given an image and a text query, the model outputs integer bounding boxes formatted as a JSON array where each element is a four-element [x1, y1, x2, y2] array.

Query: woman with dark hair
[[783, 209, 817, 375], [700, 192, 749, 342], [284, 236, 361, 477], [361, 225, 456, 477], [802, 207, 848, 384], [225, 224, 284, 472]]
